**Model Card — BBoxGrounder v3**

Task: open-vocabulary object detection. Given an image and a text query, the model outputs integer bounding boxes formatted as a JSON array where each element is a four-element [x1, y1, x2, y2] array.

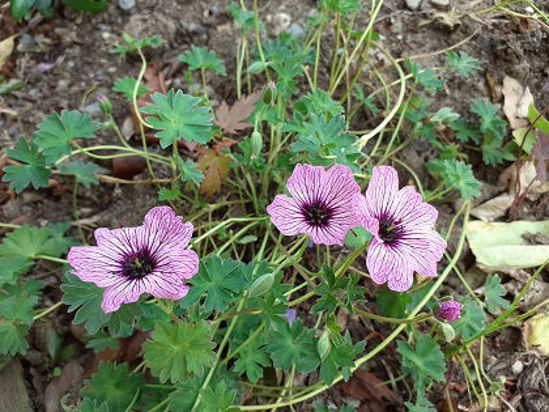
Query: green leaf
[[289, 113, 362, 172], [81, 362, 144, 411], [85, 334, 120, 353], [484, 275, 510, 315], [453, 297, 485, 340], [0, 280, 42, 355], [233, 337, 270, 383], [353, 85, 380, 116], [319, 0, 362, 14], [377, 290, 411, 318], [158, 185, 181, 202], [10, 0, 35, 21], [58, 160, 99, 188], [397, 334, 446, 393], [408, 61, 443, 93], [33, 110, 99, 161], [175, 157, 204, 187], [294, 89, 344, 119], [168, 376, 203, 411], [431, 107, 460, 124], [471, 99, 507, 139], [449, 118, 481, 144], [200, 381, 238, 411], [428, 159, 480, 199], [2, 137, 51, 193], [266, 320, 320, 373], [61, 273, 143, 336], [110, 33, 162, 58], [180, 45, 227, 75], [405, 393, 436, 412], [319, 330, 364, 385], [0, 256, 34, 286], [142, 89, 214, 148], [229, 2, 255, 34], [143, 320, 216, 383], [344, 226, 373, 249], [182, 256, 247, 313], [112, 77, 150, 100], [0, 224, 73, 259], [61, 0, 106, 12], [446, 51, 481, 78]]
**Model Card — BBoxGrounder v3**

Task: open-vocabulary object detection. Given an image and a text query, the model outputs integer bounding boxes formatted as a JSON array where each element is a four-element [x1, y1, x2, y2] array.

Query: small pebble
[[118, 0, 135, 11], [80, 102, 101, 116], [430, 0, 450, 8], [525, 6, 534, 13], [512, 360, 523, 375], [405, 0, 422, 10], [288, 23, 305, 38]]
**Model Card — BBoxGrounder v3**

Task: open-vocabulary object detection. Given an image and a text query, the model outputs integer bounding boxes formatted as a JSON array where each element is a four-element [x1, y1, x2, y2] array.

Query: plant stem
[[192, 297, 247, 411], [33, 301, 64, 320]]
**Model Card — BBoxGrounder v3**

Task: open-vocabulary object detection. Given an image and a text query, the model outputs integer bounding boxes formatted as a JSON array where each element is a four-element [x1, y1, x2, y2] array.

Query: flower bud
[[262, 82, 277, 105], [435, 300, 461, 322], [98, 94, 112, 115], [285, 308, 297, 326], [249, 272, 274, 297], [317, 330, 331, 361], [439, 322, 456, 342], [251, 131, 263, 157]]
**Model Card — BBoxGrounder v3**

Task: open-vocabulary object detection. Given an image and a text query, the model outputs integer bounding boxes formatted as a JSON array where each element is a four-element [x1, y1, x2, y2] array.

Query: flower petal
[[366, 238, 414, 291], [321, 164, 361, 208], [67, 245, 122, 288], [398, 228, 447, 277], [155, 249, 199, 281], [355, 194, 380, 236], [102, 278, 144, 313], [397, 187, 439, 229], [143, 206, 194, 249], [267, 194, 309, 236], [140, 272, 190, 301], [364, 166, 399, 217], [286, 164, 326, 205]]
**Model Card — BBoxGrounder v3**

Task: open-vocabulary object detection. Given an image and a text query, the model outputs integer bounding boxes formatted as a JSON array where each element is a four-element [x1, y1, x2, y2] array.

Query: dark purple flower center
[[378, 216, 403, 245], [121, 250, 155, 279], [301, 200, 333, 227]]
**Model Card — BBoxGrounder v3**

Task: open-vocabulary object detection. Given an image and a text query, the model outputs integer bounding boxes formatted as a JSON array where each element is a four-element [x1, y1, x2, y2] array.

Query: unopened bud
[[251, 131, 263, 157], [262, 82, 277, 105], [317, 331, 332, 361], [98, 94, 112, 115], [439, 322, 456, 342], [249, 273, 274, 297]]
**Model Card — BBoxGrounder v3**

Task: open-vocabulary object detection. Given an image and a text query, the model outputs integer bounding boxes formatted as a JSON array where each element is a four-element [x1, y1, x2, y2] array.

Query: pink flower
[[356, 166, 447, 291], [266, 164, 361, 246], [68, 207, 199, 313], [436, 300, 461, 322]]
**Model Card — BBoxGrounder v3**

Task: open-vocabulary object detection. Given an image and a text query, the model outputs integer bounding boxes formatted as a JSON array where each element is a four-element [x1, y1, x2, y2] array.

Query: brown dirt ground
[[0, 0, 548, 411]]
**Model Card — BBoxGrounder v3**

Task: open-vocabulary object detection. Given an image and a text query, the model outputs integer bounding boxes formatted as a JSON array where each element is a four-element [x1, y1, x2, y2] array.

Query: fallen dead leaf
[[44, 360, 84, 412], [502, 76, 534, 130], [466, 220, 549, 271], [337, 369, 399, 404], [470, 193, 514, 222], [214, 91, 262, 134], [0, 35, 16, 68], [523, 313, 549, 355], [197, 148, 231, 197]]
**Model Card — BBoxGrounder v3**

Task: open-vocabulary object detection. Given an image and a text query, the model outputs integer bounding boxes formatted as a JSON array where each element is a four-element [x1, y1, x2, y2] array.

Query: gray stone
[[0, 360, 33, 412], [288, 23, 305, 38], [80, 102, 101, 116], [405, 0, 422, 10], [118, 0, 135, 10], [430, 0, 450, 8]]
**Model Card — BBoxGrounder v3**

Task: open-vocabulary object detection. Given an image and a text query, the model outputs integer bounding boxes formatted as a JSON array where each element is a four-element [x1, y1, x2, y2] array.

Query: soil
[[0, 0, 548, 411]]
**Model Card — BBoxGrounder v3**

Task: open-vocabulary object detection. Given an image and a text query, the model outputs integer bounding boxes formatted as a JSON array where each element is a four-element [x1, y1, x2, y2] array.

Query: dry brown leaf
[[337, 369, 399, 404], [0, 35, 16, 68], [197, 148, 231, 196], [502, 75, 533, 130], [214, 91, 262, 134]]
